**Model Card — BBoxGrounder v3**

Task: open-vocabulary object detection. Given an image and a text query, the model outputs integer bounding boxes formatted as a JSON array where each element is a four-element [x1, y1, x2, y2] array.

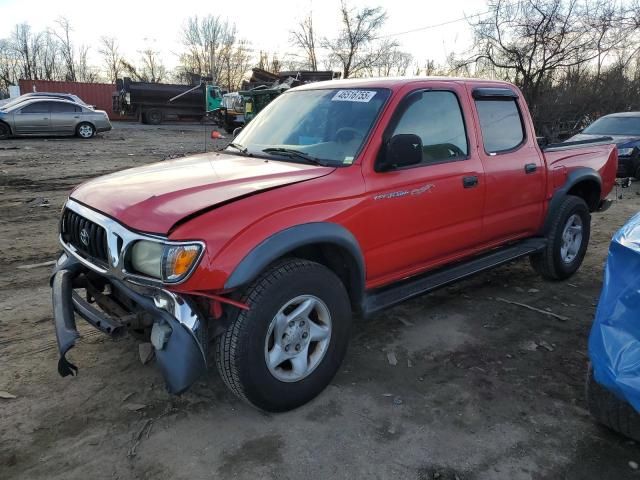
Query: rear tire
[[586, 365, 640, 442], [0, 122, 9, 139], [530, 195, 590, 280], [145, 109, 163, 125], [214, 259, 352, 412], [76, 122, 95, 139]]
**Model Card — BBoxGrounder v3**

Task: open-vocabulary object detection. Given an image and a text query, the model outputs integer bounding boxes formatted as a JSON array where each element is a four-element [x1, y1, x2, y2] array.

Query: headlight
[[130, 241, 202, 283], [618, 147, 636, 157]]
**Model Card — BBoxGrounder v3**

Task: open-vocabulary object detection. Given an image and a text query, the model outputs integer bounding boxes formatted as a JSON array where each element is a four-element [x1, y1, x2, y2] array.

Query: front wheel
[[215, 259, 352, 412], [530, 195, 590, 280], [76, 122, 95, 139]]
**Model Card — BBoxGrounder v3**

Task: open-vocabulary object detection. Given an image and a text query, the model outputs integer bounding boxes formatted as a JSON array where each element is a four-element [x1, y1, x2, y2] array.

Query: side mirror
[[536, 136, 549, 148], [378, 134, 423, 171], [232, 127, 243, 138]]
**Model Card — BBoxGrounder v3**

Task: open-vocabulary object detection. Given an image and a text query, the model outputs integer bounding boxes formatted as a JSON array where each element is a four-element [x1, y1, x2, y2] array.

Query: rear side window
[[391, 90, 468, 164], [20, 102, 49, 114], [475, 99, 524, 153], [51, 102, 81, 113]]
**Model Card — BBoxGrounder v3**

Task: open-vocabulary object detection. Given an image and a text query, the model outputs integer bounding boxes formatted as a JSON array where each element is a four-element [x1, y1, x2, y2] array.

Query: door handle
[[463, 176, 479, 188], [73, 116, 80, 118], [525, 163, 537, 174]]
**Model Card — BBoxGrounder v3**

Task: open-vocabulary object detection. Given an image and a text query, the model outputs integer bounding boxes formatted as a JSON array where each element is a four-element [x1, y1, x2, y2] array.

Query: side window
[[51, 102, 80, 113], [20, 102, 49, 114], [391, 91, 468, 164], [475, 99, 525, 153]]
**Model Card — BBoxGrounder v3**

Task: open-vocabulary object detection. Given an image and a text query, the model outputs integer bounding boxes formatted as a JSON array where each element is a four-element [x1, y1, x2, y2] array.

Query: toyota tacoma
[[51, 78, 617, 412]]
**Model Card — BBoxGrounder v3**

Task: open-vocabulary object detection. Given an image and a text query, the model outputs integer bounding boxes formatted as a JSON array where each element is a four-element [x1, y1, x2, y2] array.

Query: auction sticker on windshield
[[332, 90, 377, 102]]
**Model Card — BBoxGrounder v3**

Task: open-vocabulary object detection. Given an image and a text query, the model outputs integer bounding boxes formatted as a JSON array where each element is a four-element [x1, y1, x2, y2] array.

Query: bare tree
[[54, 17, 76, 81], [370, 41, 412, 76], [256, 51, 282, 73], [139, 48, 166, 83], [99, 36, 123, 83], [76, 45, 98, 82], [291, 13, 318, 71], [469, 0, 638, 112], [323, 1, 388, 78], [221, 40, 252, 91], [180, 15, 237, 83], [12, 23, 41, 80]]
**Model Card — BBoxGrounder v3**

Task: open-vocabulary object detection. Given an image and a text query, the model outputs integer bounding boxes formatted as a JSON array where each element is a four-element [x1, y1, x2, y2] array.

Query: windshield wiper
[[226, 142, 250, 155], [261, 147, 327, 166]]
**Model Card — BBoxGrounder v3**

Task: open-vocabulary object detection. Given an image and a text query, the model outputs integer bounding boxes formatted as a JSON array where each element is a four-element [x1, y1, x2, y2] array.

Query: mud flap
[[51, 269, 80, 377]]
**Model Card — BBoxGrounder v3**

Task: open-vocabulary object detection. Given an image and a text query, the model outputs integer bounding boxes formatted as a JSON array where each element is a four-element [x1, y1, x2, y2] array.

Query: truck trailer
[[112, 77, 222, 124]]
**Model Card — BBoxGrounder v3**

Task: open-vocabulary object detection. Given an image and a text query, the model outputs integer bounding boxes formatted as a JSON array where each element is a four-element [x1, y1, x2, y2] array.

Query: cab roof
[[291, 76, 517, 91]]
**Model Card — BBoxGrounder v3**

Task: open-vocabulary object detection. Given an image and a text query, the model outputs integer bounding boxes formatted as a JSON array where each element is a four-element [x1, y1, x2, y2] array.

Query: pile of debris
[[241, 68, 340, 92]]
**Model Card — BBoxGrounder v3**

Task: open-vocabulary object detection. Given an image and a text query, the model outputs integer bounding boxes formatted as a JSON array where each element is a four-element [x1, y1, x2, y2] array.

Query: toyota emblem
[[80, 228, 90, 247]]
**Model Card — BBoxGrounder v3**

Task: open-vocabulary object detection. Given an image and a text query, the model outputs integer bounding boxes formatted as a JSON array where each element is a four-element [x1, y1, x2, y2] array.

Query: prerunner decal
[[373, 184, 435, 200]]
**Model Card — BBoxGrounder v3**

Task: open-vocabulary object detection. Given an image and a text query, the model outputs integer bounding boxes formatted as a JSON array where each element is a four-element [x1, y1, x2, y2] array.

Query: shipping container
[[17, 79, 126, 120]]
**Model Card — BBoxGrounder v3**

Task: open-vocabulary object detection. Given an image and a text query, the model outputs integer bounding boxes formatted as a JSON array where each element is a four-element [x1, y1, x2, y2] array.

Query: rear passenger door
[[471, 88, 545, 243], [50, 102, 82, 134], [13, 101, 51, 134]]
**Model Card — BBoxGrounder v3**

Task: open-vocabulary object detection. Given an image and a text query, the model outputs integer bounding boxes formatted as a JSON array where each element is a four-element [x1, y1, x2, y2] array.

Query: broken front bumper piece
[[50, 253, 207, 394]]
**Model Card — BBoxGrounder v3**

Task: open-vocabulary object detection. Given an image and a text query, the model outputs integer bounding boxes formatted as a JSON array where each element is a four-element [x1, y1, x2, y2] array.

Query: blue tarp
[[589, 212, 640, 412]]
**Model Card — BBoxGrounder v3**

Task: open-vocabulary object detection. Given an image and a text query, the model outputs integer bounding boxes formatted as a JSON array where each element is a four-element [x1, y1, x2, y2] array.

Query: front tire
[[531, 195, 590, 280], [76, 122, 95, 139], [215, 259, 352, 412]]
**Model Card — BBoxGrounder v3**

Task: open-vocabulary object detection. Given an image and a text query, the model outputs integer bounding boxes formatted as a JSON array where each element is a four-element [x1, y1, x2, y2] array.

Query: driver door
[[361, 85, 485, 286]]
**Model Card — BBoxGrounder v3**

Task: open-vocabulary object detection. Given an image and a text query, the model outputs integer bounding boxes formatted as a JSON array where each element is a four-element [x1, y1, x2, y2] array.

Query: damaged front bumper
[[51, 252, 207, 394]]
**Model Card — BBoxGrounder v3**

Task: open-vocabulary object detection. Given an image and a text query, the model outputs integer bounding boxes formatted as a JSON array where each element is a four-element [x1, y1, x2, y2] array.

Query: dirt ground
[[1, 122, 640, 480]]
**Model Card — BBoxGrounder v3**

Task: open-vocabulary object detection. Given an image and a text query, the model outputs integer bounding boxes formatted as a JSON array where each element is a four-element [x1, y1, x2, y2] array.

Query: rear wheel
[[145, 109, 163, 125], [215, 259, 352, 412], [531, 195, 590, 280], [0, 122, 9, 139], [76, 122, 95, 139]]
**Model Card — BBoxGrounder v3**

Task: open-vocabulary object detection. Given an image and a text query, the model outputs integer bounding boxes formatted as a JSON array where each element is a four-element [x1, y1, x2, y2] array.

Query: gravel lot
[[1, 122, 640, 480]]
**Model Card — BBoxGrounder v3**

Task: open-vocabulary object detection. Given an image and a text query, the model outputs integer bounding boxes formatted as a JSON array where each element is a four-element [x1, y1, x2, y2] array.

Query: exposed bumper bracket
[[50, 253, 207, 394]]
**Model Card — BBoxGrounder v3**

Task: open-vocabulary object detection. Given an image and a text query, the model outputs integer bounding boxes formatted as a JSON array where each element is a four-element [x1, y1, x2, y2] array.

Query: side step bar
[[362, 237, 547, 317]]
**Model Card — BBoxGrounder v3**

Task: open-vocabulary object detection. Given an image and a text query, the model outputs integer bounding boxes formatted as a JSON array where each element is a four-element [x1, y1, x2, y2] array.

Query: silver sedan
[[0, 98, 112, 139]]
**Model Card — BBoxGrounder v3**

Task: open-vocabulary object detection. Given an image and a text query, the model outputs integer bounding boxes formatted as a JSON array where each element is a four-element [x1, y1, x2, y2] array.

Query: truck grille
[[61, 209, 109, 263]]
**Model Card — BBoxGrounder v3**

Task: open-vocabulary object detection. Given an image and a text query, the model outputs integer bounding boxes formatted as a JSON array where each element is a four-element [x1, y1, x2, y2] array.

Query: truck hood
[[70, 153, 334, 234]]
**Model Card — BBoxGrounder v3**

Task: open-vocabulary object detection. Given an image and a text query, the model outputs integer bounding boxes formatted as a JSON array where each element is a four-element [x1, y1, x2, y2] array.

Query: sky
[[0, 0, 489, 72]]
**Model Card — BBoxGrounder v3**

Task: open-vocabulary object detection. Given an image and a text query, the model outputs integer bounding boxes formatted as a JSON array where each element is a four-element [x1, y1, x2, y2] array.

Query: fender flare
[[224, 222, 366, 303], [540, 167, 601, 235]]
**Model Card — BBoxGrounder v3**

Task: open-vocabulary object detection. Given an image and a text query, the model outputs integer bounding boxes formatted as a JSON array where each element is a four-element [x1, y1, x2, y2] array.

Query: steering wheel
[[335, 127, 365, 144]]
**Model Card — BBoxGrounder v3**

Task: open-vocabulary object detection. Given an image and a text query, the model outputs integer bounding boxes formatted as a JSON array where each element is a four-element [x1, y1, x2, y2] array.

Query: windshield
[[583, 116, 640, 136], [231, 88, 390, 166]]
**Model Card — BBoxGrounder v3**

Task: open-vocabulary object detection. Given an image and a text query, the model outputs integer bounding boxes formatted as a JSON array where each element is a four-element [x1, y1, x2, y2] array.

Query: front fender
[[224, 222, 365, 301]]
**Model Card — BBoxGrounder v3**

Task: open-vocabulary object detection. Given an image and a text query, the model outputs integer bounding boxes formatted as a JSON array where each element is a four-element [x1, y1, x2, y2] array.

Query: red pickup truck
[[51, 78, 617, 412]]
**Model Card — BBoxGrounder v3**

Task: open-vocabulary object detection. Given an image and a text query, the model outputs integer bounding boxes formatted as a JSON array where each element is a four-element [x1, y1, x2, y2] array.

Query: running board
[[362, 238, 547, 317]]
